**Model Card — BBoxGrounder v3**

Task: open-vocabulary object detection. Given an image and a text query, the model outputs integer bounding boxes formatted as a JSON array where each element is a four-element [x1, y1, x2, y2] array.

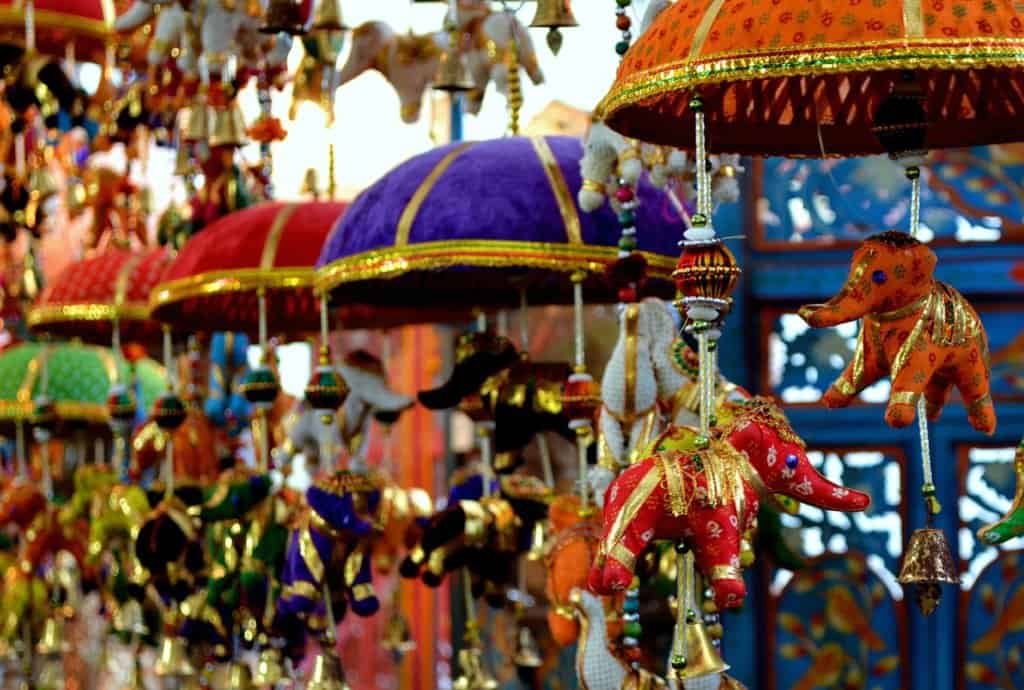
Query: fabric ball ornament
[[304, 361, 349, 422], [153, 392, 188, 431], [561, 372, 601, 429], [241, 366, 280, 407], [673, 240, 741, 306]]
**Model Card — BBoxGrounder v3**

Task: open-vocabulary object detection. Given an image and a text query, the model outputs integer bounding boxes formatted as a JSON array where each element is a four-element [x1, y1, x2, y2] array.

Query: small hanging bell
[[305, 649, 350, 690], [112, 600, 149, 637], [381, 609, 416, 662], [154, 636, 195, 678], [209, 101, 248, 148], [529, 0, 577, 56], [224, 661, 255, 690], [432, 45, 475, 93], [897, 527, 959, 615], [36, 616, 68, 657], [452, 647, 498, 690], [311, 0, 347, 32], [260, 0, 306, 35], [252, 648, 284, 687], [184, 99, 209, 143], [674, 617, 730, 681], [174, 142, 194, 177], [512, 626, 542, 669]]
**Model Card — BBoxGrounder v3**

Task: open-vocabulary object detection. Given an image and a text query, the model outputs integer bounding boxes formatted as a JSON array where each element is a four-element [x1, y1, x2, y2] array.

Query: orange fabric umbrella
[[597, 0, 1024, 156], [27, 246, 171, 345]]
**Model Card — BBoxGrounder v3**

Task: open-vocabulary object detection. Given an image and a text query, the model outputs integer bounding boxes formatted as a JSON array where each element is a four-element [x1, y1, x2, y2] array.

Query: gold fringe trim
[[149, 268, 315, 314]]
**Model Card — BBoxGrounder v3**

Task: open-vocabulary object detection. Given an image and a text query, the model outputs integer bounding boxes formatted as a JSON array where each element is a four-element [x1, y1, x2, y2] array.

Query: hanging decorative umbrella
[[595, 1, 1024, 156], [149, 201, 347, 335], [26, 247, 171, 345], [0, 0, 116, 63], [0, 341, 165, 429], [315, 135, 680, 310]]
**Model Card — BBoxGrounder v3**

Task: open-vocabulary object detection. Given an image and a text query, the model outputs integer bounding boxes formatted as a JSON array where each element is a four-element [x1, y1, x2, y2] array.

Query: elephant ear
[[306, 472, 378, 536], [135, 498, 198, 574], [199, 471, 272, 523], [338, 22, 393, 85]]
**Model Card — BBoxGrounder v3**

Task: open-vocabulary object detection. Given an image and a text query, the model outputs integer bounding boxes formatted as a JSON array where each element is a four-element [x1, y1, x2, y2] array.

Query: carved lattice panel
[[753, 145, 1024, 249], [958, 444, 1024, 690]]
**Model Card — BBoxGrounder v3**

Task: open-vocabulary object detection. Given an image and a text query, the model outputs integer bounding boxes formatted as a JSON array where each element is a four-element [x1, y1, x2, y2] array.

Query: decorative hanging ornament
[[613, 0, 632, 57], [529, 0, 577, 56]]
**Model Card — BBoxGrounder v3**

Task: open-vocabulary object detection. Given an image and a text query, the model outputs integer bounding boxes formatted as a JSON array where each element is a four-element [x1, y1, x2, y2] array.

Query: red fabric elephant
[[588, 398, 869, 609], [799, 231, 995, 434]]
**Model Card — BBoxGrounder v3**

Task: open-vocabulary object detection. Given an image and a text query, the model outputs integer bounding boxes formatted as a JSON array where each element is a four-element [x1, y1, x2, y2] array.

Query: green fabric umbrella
[[0, 342, 165, 428]]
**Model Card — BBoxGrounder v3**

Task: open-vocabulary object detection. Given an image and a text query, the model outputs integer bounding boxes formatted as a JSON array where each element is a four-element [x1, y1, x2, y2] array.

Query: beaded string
[[614, 0, 632, 57], [507, 32, 522, 136], [571, 271, 591, 509], [906, 164, 939, 520], [670, 547, 694, 675]]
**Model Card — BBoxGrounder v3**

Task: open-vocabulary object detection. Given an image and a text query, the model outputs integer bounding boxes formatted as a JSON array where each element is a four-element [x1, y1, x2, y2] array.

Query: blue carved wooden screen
[[714, 148, 1024, 690]]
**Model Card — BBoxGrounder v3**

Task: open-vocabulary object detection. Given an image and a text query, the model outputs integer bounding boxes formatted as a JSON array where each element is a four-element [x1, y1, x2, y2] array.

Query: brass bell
[[112, 600, 149, 637], [512, 626, 542, 669], [224, 661, 255, 690], [673, 617, 730, 681], [529, 0, 577, 55], [432, 42, 475, 93], [452, 647, 498, 690], [36, 616, 68, 657], [261, 0, 306, 35], [154, 636, 195, 678], [381, 610, 416, 660], [897, 527, 959, 615], [305, 649, 350, 690], [311, 0, 347, 32], [184, 99, 209, 142], [252, 648, 284, 687], [209, 101, 248, 148]]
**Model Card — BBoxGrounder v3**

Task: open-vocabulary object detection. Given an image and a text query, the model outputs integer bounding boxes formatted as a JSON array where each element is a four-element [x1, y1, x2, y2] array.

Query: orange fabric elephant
[[799, 231, 995, 434]]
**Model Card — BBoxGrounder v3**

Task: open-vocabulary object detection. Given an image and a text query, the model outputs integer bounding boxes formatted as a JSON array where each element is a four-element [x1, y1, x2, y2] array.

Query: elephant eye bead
[[785, 454, 799, 469], [871, 270, 887, 284]]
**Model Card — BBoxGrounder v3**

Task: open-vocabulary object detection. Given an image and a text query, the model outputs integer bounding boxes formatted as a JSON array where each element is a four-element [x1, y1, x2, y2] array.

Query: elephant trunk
[[798, 290, 869, 328], [784, 457, 871, 513]]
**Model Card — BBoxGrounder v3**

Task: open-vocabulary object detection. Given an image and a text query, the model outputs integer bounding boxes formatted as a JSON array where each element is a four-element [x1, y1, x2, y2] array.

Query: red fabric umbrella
[[149, 201, 346, 336], [0, 0, 116, 63], [27, 246, 170, 344]]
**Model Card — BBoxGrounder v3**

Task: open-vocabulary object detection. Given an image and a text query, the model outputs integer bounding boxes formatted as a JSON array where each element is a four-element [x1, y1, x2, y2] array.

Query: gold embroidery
[[609, 542, 637, 573], [624, 303, 639, 420], [709, 565, 741, 581], [833, 377, 857, 396], [602, 466, 661, 560], [395, 143, 474, 247], [282, 581, 318, 600], [658, 454, 687, 517], [299, 528, 324, 583], [151, 268, 315, 313], [344, 549, 363, 587], [689, 0, 728, 60], [315, 240, 677, 292], [530, 137, 582, 245], [260, 203, 298, 270], [890, 391, 919, 406], [903, 0, 924, 39], [350, 583, 375, 601]]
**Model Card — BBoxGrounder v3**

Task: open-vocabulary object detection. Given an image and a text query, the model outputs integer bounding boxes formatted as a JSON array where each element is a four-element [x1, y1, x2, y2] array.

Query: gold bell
[[381, 611, 416, 660], [184, 99, 209, 142], [897, 527, 959, 615], [311, 0, 347, 32], [432, 44, 475, 93], [154, 636, 195, 678], [529, 0, 577, 55], [512, 626, 542, 669], [452, 647, 498, 690], [224, 661, 254, 690], [36, 616, 68, 657], [260, 0, 306, 35], [305, 649, 350, 690], [112, 600, 149, 637], [674, 618, 730, 681], [209, 101, 248, 148], [252, 648, 284, 687]]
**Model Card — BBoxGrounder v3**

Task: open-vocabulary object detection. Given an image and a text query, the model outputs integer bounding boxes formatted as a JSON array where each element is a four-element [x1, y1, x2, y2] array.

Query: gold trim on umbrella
[[0, 8, 112, 38], [529, 136, 582, 246], [689, 0, 727, 60], [149, 268, 316, 314], [0, 400, 110, 422], [315, 239, 676, 291], [595, 40, 1024, 121], [27, 303, 151, 328], [395, 143, 474, 247], [260, 203, 299, 270]]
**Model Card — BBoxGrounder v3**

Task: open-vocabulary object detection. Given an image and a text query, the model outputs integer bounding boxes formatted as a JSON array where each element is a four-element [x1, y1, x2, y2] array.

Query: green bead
[[618, 210, 636, 226], [905, 166, 921, 180], [689, 95, 703, 111], [618, 236, 637, 251], [615, 40, 630, 55], [670, 655, 687, 670], [674, 542, 689, 554], [694, 436, 710, 450], [690, 212, 708, 226], [616, 0, 631, 7], [624, 621, 643, 637], [708, 415, 718, 427]]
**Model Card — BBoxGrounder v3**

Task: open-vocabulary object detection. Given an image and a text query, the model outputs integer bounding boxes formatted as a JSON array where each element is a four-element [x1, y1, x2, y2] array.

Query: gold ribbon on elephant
[[299, 527, 325, 583], [624, 303, 639, 421], [599, 465, 661, 565]]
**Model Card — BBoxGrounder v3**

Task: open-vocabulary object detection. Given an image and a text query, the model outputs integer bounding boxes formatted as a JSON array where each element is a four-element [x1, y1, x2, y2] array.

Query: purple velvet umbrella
[[315, 135, 684, 315]]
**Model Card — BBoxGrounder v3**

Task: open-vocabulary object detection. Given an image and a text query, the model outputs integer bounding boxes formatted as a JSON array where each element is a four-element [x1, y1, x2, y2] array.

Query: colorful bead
[[615, 186, 635, 202], [616, 15, 631, 30], [623, 621, 643, 637], [615, 40, 630, 55]]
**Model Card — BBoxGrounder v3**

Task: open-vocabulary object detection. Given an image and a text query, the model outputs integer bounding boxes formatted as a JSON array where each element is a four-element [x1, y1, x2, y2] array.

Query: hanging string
[[258, 287, 269, 355], [24, 0, 35, 55], [571, 272, 585, 370], [322, 581, 337, 645], [462, 567, 478, 644], [697, 327, 710, 438], [670, 547, 693, 675]]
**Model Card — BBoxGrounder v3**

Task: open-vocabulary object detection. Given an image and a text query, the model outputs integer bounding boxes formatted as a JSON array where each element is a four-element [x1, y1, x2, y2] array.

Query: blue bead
[[785, 454, 799, 469], [872, 270, 887, 284]]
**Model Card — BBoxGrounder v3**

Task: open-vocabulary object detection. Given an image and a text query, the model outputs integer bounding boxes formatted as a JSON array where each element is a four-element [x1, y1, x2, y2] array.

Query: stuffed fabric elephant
[[589, 398, 870, 609], [799, 231, 995, 434]]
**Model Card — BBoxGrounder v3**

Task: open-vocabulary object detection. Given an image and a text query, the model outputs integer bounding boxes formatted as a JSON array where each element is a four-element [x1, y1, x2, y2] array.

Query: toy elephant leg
[[884, 347, 939, 428], [821, 337, 882, 409], [923, 374, 954, 422], [588, 524, 654, 594], [955, 334, 997, 435], [690, 506, 746, 610], [978, 441, 1024, 545], [278, 528, 332, 618], [344, 546, 380, 617]]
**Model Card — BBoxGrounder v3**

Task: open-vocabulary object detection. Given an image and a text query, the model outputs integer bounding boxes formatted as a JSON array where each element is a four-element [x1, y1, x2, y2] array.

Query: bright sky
[[247, 0, 627, 200]]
